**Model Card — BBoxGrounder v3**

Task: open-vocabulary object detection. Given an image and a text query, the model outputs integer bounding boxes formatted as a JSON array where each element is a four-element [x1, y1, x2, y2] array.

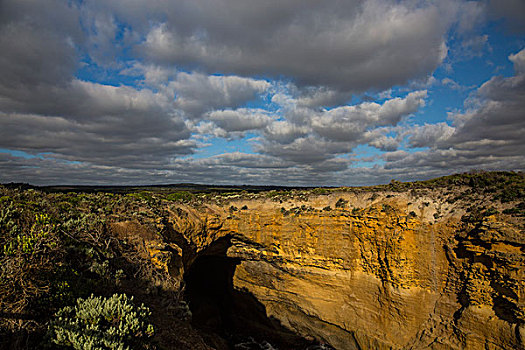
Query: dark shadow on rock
[[184, 238, 321, 350]]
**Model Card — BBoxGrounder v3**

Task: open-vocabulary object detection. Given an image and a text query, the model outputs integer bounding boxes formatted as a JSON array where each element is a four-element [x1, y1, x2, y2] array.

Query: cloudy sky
[[1, 0, 524, 186]]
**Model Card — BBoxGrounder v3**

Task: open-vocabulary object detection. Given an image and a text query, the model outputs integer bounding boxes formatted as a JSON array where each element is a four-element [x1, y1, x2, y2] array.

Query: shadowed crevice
[[183, 239, 323, 349]]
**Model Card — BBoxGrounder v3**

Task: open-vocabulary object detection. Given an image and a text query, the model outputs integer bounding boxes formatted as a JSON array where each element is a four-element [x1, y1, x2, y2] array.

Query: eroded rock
[[167, 191, 524, 349]]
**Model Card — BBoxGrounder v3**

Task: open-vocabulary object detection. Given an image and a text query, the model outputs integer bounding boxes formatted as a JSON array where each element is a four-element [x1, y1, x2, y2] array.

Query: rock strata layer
[[162, 190, 524, 349]]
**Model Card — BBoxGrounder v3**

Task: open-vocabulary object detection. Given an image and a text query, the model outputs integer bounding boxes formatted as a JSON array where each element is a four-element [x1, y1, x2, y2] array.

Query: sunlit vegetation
[[0, 188, 179, 348], [0, 171, 523, 347]]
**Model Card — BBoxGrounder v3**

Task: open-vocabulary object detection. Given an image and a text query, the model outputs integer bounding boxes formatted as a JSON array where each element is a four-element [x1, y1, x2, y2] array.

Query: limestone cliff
[[161, 187, 524, 350]]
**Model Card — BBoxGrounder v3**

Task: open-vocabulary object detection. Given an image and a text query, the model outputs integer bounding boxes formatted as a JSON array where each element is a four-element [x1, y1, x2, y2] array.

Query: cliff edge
[[1, 171, 523, 349]]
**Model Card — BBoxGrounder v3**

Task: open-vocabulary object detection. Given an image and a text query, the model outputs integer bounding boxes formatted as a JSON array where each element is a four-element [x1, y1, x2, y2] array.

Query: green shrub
[[381, 204, 394, 213], [165, 191, 193, 202], [126, 191, 154, 203], [482, 207, 499, 216], [3, 213, 54, 256], [47, 293, 155, 350], [266, 190, 285, 198], [335, 198, 347, 209], [502, 205, 525, 216], [312, 188, 329, 195]]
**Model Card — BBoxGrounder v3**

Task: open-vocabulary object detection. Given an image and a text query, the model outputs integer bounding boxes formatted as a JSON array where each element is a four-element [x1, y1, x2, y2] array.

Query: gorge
[[0, 172, 523, 349], [151, 175, 524, 349]]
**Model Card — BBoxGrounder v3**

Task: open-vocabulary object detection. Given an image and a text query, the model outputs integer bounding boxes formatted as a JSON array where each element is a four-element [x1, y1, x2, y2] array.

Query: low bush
[[335, 198, 348, 209], [47, 293, 155, 350], [165, 191, 194, 202]]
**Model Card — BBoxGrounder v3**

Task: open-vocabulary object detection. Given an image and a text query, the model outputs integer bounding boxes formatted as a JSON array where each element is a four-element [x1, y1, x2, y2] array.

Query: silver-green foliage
[[48, 293, 154, 350]]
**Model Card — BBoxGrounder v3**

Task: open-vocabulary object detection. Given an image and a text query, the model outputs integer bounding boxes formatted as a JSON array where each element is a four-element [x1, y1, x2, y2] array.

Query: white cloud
[[264, 121, 311, 144], [441, 78, 462, 90], [393, 56, 525, 175], [366, 134, 399, 152], [310, 90, 427, 142], [407, 123, 455, 148], [509, 48, 525, 74]]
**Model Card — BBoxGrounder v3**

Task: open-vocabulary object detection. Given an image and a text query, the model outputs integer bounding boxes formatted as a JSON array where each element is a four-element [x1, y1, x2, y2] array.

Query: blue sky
[[0, 0, 524, 185]]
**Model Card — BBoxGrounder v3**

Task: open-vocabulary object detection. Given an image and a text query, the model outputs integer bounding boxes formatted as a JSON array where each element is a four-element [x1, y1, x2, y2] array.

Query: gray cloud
[[0, 2, 272, 171], [258, 136, 353, 165], [0, 110, 194, 169], [0, 0, 81, 88], [311, 91, 427, 142], [168, 72, 270, 118], [0, 150, 451, 186], [252, 90, 427, 166], [0, 0, 523, 186], [396, 50, 525, 175], [207, 109, 274, 132], [447, 73, 525, 152], [136, 0, 453, 92], [293, 87, 351, 109], [487, 0, 525, 33], [407, 123, 455, 148]]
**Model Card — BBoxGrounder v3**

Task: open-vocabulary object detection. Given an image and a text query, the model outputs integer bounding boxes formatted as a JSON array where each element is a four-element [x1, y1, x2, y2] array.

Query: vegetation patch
[[0, 171, 523, 348], [0, 187, 181, 348], [47, 293, 155, 350], [165, 191, 194, 202]]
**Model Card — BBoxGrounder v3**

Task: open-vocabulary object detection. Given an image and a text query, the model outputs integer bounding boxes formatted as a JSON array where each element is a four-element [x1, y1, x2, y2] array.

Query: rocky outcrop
[[162, 190, 524, 349]]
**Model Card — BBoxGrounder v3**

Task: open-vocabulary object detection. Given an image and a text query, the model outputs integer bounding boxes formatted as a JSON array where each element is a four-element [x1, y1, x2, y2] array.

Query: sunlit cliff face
[[152, 187, 524, 350]]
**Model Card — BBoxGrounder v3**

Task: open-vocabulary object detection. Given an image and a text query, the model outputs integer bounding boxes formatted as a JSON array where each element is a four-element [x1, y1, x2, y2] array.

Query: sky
[[0, 0, 524, 186]]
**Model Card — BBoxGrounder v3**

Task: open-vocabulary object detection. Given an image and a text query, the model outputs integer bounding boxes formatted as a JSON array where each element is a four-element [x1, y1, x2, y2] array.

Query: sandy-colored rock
[[166, 191, 524, 349]]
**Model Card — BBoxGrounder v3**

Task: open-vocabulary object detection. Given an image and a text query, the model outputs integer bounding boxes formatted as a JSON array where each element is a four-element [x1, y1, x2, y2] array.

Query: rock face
[[165, 190, 524, 349]]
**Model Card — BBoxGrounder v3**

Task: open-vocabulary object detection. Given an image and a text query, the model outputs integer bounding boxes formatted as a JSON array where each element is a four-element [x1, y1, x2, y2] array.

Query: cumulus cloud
[[0, 1, 81, 90], [258, 136, 353, 165], [0, 4, 270, 171], [136, 0, 453, 92], [0, 110, 193, 169], [264, 121, 311, 145], [191, 108, 276, 140], [207, 109, 274, 132], [396, 49, 525, 175], [448, 73, 525, 152], [310, 90, 426, 142], [407, 123, 455, 148], [168, 72, 270, 118], [293, 88, 351, 109], [366, 134, 400, 152], [254, 90, 427, 166], [0, 1, 196, 171], [509, 48, 525, 74], [0, 0, 523, 186]]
